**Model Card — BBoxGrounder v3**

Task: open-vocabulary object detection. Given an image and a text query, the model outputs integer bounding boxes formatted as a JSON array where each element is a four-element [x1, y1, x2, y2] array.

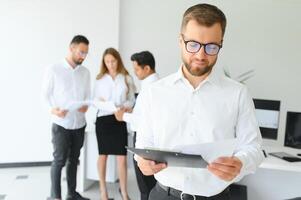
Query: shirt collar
[[142, 73, 159, 84], [63, 58, 81, 70], [104, 72, 123, 80], [141, 73, 159, 90], [173, 65, 221, 88]]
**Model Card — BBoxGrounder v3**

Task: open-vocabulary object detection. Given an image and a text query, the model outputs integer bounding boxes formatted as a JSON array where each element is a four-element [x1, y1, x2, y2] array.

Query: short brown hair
[[181, 4, 227, 36], [70, 35, 89, 45]]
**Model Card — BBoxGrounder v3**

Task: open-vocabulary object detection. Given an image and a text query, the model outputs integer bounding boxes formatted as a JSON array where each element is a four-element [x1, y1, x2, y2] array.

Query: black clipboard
[[126, 146, 208, 168]]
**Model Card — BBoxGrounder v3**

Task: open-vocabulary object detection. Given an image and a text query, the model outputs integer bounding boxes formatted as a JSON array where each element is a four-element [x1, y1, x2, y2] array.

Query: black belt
[[157, 182, 229, 200]]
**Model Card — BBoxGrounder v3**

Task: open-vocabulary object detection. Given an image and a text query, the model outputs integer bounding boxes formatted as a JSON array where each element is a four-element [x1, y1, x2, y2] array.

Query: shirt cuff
[[232, 152, 248, 182]]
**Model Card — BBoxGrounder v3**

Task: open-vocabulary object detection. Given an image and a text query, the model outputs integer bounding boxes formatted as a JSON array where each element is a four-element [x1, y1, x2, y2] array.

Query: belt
[[157, 182, 229, 200]]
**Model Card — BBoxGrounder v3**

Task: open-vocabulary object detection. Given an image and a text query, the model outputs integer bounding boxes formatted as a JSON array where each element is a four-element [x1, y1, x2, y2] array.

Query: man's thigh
[[51, 124, 70, 161]]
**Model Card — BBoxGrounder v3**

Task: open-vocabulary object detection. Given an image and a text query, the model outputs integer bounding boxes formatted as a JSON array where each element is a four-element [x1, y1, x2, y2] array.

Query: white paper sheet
[[173, 139, 238, 163], [92, 100, 117, 112], [64, 100, 93, 111]]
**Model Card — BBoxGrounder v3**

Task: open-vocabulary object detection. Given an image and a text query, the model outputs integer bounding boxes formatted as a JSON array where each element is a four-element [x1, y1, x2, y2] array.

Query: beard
[[74, 58, 84, 66], [72, 55, 84, 66], [183, 58, 216, 77]]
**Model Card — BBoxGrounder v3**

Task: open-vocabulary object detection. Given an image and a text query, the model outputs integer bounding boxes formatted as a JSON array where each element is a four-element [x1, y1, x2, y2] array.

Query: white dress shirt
[[135, 66, 264, 197], [93, 73, 136, 117], [123, 73, 159, 131], [42, 59, 91, 130]]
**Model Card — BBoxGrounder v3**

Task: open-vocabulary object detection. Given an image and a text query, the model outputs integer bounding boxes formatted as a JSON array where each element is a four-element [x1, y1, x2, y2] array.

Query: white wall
[[0, 0, 120, 163], [119, 0, 301, 146]]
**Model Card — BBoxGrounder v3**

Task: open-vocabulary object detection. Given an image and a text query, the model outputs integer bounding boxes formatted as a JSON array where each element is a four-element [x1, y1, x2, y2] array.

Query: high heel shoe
[[118, 188, 131, 200]]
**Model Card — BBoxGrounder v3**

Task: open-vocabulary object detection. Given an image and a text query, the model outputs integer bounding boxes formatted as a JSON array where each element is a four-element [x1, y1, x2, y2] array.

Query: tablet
[[126, 146, 208, 168]]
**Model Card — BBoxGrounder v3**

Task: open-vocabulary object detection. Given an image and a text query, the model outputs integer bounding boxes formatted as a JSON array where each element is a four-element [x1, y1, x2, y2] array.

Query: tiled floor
[[0, 165, 139, 200]]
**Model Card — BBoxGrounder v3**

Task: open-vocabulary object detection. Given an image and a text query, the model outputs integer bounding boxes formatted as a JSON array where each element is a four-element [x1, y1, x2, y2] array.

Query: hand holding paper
[[136, 155, 167, 176], [207, 156, 242, 181], [51, 107, 68, 118], [173, 139, 242, 181]]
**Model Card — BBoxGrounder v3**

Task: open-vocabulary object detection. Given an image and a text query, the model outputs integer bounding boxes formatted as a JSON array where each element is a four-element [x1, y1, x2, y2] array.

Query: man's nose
[[194, 46, 207, 59]]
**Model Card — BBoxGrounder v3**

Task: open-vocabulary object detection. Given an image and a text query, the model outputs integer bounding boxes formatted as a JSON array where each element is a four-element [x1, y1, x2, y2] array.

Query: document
[[64, 100, 93, 111], [173, 139, 238, 163], [127, 146, 208, 168], [92, 100, 117, 112]]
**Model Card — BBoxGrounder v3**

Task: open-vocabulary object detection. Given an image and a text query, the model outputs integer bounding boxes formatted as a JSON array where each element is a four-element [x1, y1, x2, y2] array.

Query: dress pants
[[133, 132, 157, 200], [50, 123, 85, 199]]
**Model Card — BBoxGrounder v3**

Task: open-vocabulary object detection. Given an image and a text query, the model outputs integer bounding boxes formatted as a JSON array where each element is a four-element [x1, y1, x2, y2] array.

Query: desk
[[239, 146, 301, 200]]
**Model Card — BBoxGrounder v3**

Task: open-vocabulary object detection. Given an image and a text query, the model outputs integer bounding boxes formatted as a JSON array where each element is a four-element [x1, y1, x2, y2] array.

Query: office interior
[[0, 1, 301, 200]]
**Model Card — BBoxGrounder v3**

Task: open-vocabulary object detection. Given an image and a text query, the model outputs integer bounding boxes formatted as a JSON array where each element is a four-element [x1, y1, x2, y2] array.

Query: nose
[[194, 46, 207, 59]]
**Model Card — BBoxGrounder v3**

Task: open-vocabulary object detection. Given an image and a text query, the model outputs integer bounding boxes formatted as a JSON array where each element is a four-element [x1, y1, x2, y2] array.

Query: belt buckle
[[180, 191, 196, 200]]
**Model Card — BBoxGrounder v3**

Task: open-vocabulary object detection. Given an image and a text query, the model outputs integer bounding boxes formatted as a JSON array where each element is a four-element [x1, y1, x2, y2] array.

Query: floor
[[0, 164, 139, 200]]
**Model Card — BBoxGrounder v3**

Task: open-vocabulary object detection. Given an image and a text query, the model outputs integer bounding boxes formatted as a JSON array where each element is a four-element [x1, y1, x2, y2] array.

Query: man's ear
[[69, 43, 76, 52], [144, 65, 151, 73], [69, 44, 73, 52]]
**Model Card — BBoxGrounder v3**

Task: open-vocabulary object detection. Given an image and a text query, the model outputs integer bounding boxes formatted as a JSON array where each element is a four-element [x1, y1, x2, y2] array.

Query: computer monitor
[[253, 99, 281, 140], [284, 111, 301, 149]]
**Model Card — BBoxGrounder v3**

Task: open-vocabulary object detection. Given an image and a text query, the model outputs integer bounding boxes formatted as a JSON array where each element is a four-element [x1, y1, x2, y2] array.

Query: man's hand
[[137, 156, 167, 176], [207, 156, 242, 181], [114, 108, 126, 121], [78, 105, 88, 113], [51, 107, 68, 118]]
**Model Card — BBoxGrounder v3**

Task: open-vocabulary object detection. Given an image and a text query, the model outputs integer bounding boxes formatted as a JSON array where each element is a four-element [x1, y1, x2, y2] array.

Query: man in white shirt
[[115, 51, 159, 200], [135, 4, 264, 200], [43, 35, 90, 200]]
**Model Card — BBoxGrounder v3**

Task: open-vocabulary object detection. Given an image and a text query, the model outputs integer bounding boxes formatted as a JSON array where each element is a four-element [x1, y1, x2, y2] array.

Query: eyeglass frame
[[76, 50, 88, 58], [181, 34, 223, 56]]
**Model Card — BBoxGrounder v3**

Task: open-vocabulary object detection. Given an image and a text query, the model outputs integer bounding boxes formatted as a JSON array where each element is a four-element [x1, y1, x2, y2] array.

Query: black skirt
[[96, 115, 128, 155]]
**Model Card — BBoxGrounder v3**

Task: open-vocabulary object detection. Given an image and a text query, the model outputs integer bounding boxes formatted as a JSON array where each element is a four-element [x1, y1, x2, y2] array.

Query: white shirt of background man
[[123, 73, 160, 131], [42, 59, 91, 130]]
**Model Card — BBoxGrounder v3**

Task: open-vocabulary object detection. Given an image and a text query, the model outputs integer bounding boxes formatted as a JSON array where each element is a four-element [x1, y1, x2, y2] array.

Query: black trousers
[[149, 182, 231, 200], [50, 123, 85, 199], [133, 132, 157, 200]]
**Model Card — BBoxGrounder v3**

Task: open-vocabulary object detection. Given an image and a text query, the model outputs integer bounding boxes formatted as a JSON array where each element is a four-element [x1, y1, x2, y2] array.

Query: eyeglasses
[[74, 49, 88, 58], [78, 51, 88, 57], [181, 34, 222, 56]]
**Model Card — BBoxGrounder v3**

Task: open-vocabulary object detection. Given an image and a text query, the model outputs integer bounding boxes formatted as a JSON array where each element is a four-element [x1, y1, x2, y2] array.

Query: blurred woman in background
[[93, 47, 135, 200]]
